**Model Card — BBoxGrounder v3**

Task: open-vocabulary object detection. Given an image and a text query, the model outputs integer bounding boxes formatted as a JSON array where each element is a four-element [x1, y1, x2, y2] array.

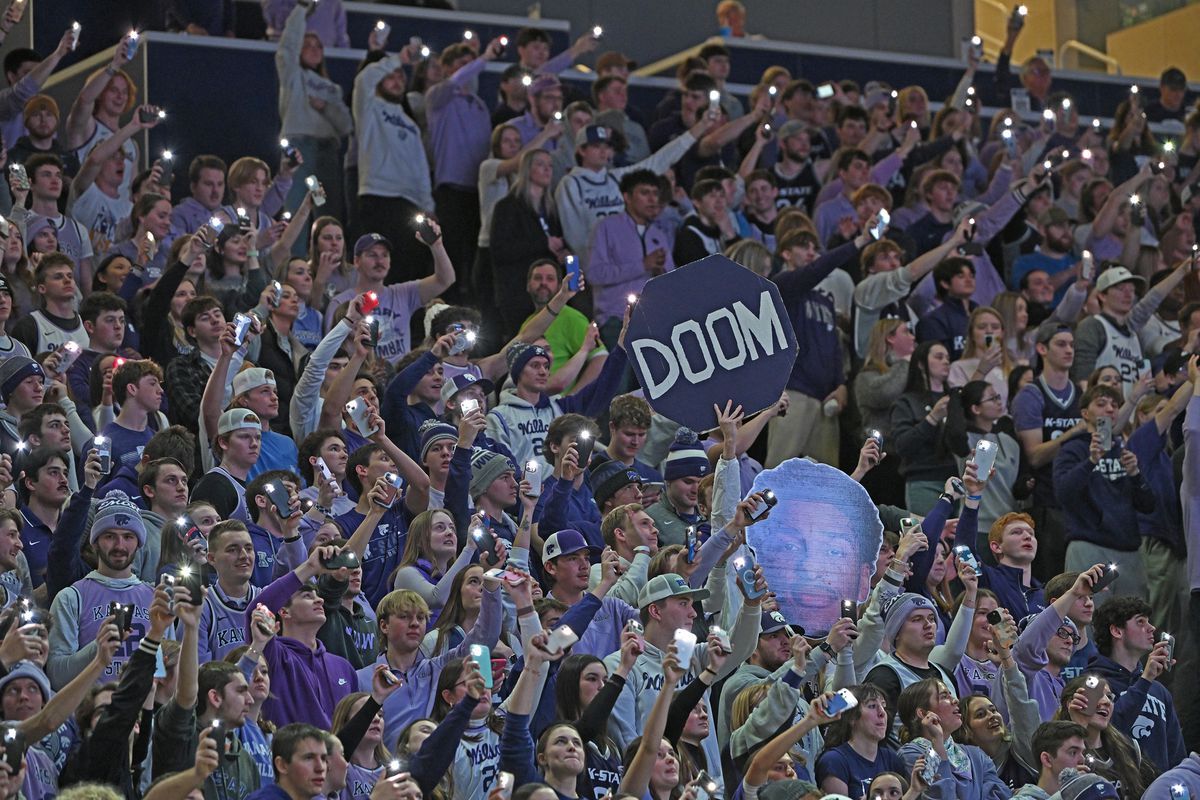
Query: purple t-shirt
[[324, 282, 422, 363]]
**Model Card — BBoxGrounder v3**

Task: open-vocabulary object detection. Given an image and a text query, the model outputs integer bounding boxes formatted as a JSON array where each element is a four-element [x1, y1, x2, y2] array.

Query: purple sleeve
[[1011, 384, 1045, 432], [1013, 604, 1062, 672], [443, 446, 473, 540], [252, 571, 303, 622], [906, 495, 952, 592], [409, 695, 475, 796], [558, 346, 629, 417], [1126, 420, 1164, 464], [262, 177, 292, 219], [539, 479, 573, 536], [773, 241, 859, 302], [541, 48, 576, 75], [47, 486, 96, 602], [868, 152, 903, 187]]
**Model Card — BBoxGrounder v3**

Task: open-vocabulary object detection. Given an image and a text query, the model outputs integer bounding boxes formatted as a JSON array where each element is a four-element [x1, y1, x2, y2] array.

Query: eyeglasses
[[1055, 626, 1081, 645], [982, 394, 1003, 403]]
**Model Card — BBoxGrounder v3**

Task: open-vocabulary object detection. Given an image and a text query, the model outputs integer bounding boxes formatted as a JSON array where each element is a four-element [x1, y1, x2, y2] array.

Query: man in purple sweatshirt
[[1013, 564, 1102, 720], [426, 36, 507, 289], [247, 543, 357, 729], [169, 155, 227, 238]]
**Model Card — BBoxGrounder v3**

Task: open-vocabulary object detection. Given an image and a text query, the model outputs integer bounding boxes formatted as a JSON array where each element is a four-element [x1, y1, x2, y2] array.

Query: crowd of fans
[[0, 0, 1197, 799]]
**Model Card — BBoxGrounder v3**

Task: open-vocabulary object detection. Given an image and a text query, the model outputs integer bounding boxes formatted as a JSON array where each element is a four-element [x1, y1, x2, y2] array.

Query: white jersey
[[69, 183, 132, 259], [1092, 314, 1144, 397], [28, 311, 88, 353]]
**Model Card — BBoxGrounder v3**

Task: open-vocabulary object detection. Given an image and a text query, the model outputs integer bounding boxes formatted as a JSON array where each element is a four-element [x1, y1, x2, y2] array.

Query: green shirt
[[522, 305, 607, 376]]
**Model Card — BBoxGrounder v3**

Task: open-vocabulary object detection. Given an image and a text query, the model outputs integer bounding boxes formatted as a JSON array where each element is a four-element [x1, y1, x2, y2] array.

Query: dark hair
[[245, 470, 297, 523], [181, 296, 223, 343], [25, 153, 65, 178], [429, 305, 482, 340], [17, 403, 67, 441], [197, 661, 243, 716], [92, 253, 134, 293], [427, 565, 484, 656], [3, 49, 38, 77], [297, 429, 343, 487], [112, 358, 163, 407], [1093, 596, 1152, 655], [1006, 365, 1033, 409], [698, 42, 730, 60], [690, 178, 725, 203], [903, 341, 947, 394], [1044, 571, 1080, 604], [78, 291, 125, 326], [682, 72, 717, 95], [188, 155, 227, 186], [619, 169, 661, 196], [143, 425, 197, 478], [18, 445, 69, 505], [932, 257, 975, 299], [346, 443, 383, 497], [1054, 675, 1155, 793], [943, 381, 990, 457], [821, 685, 888, 749], [1031, 720, 1086, 772], [545, 413, 599, 467], [139, 457, 186, 500], [897, 678, 945, 743], [272, 723, 328, 765], [694, 165, 734, 185], [515, 27, 552, 47], [592, 74, 626, 105], [1080, 383, 1122, 411], [837, 105, 869, 127], [834, 148, 871, 173]]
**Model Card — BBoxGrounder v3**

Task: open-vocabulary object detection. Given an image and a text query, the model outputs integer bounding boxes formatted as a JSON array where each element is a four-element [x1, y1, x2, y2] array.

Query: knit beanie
[[90, 490, 147, 546], [505, 342, 550, 382], [880, 592, 938, 651], [0, 357, 43, 404], [469, 448, 514, 499], [662, 428, 709, 481], [0, 661, 50, 705], [1053, 771, 1119, 800], [419, 419, 459, 462]]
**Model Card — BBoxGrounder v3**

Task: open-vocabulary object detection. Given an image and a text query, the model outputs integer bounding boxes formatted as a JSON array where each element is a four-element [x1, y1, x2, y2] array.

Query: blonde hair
[[725, 239, 772, 277], [960, 306, 1014, 377], [376, 590, 430, 625], [863, 318, 909, 375]]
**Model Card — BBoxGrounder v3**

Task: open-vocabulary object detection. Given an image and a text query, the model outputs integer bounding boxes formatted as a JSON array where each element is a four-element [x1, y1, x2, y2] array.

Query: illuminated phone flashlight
[[1003, 116, 1013, 127], [463, 29, 474, 40], [499, 35, 509, 46], [910, 120, 918, 129], [176, 516, 188, 527], [1042, 160, 1052, 170], [890, 89, 898, 99], [1092, 117, 1101, 128], [1042, 109, 1055, 122], [768, 85, 778, 97], [627, 293, 638, 305], [592, 25, 603, 38], [236, 206, 248, 219], [419, 45, 431, 59], [708, 89, 721, 109], [157, 108, 167, 119], [1081, 148, 1093, 160], [1130, 194, 1141, 206], [1061, 149, 1070, 160], [280, 137, 290, 149], [1061, 98, 1071, 111], [1017, 4, 1028, 15], [1001, 129, 1013, 142], [161, 149, 173, 162], [970, 35, 981, 48], [966, 85, 975, 96], [1165, 140, 1176, 153], [553, 111, 563, 121], [521, 74, 532, 87], [1130, 84, 1139, 95]]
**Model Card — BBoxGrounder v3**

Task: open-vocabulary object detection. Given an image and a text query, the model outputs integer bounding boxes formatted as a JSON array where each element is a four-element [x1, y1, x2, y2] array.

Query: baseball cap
[[760, 609, 803, 636], [217, 408, 262, 436], [440, 372, 494, 407], [636, 573, 710, 609], [232, 367, 275, 399], [1038, 207, 1071, 228], [1095, 265, 1146, 293], [596, 51, 637, 73], [589, 461, 642, 508], [575, 124, 612, 148], [1035, 320, 1073, 345], [542, 529, 592, 563], [777, 119, 808, 141], [354, 233, 392, 258]]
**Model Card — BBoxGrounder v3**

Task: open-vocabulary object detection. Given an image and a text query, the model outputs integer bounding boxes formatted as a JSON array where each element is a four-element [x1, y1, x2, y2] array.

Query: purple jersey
[[199, 584, 260, 664], [74, 578, 155, 681]]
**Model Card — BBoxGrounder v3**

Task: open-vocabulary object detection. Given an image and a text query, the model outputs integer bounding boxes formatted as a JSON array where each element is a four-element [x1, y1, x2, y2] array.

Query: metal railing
[[1058, 39, 1122, 74]]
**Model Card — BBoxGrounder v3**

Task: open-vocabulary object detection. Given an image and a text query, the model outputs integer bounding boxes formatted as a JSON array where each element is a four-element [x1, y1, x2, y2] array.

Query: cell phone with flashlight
[[816, 82, 835, 100], [672, 628, 698, 665], [263, 481, 295, 519], [93, 436, 112, 474], [374, 20, 391, 47], [449, 324, 475, 355], [869, 208, 890, 240], [747, 489, 777, 521], [1081, 250, 1095, 281], [841, 599, 858, 623], [267, 280, 283, 309], [177, 514, 207, 555], [175, 562, 205, 605], [470, 644, 493, 688], [137, 105, 160, 125], [684, 526, 698, 563], [280, 138, 300, 167], [345, 397, 377, 437], [708, 624, 731, 654], [365, 315, 381, 349], [694, 771, 718, 800], [233, 312, 254, 346], [108, 601, 132, 633], [733, 555, 765, 600], [305, 175, 326, 206], [495, 772, 514, 800], [155, 150, 174, 185], [1082, 674, 1105, 714], [824, 687, 860, 717], [971, 439, 998, 477], [472, 524, 500, 562], [1095, 416, 1113, 452], [459, 397, 481, 416], [315, 457, 342, 496], [414, 213, 438, 245], [545, 624, 579, 655], [7, 164, 27, 191], [319, 547, 360, 571], [565, 255, 581, 291], [1160, 632, 1175, 670], [0, 725, 26, 774], [574, 430, 595, 464], [953, 544, 981, 573], [1091, 562, 1120, 593], [523, 460, 542, 497], [1011, 4, 1027, 29], [55, 341, 82, 377], [1001, 128, 1018, 158]]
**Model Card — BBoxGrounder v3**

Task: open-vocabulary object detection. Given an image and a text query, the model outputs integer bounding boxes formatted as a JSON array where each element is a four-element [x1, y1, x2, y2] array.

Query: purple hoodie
[[1013, 603, 1067, 721], [426, 56, 492, 189], [587, 212, 676, 325], [250, 571, 357, 729]]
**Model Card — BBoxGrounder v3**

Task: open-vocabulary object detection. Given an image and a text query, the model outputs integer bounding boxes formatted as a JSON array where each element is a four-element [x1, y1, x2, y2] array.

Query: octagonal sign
[[626, 254, 798, 431]]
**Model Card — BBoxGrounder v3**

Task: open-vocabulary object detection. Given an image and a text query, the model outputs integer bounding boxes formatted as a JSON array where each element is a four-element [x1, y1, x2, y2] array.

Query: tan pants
[[765, 390, 839, 468]]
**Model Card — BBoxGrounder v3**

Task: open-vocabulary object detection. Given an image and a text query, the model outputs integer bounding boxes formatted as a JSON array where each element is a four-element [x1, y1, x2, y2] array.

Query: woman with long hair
[[944, 379, 1031, 533], [553, 632, 641, 799], [890, 341, 958, 513], [816, 684, 904, 797], [421, 565, 483, 657], [948, 306, 1014, 407], [391, 509, 476, 617], [437, 655, 514, 800], [896, 679, 1009, 799], [1056, 675, 1158, 797], [201, 224, 270, 318], [0, 228, 35, 319], [140, 233, 206, 366], [109, 192, 173, 292], [331, 691, 390, 795], [155, 501, 220, 584], [1107, 97, 1159, 184], [307, 216, 354, 311], [276, 0, 351, 219], [855, 318, 916, 505], [489, 149, 568, 338]]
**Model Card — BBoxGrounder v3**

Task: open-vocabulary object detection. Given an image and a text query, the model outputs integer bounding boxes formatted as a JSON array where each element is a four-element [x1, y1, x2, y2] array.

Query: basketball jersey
[[28, 310, 88, 354], [73, 577, 155, 681], [1032, 377, 1081, 506], [774, 161, 820, 214], [1092, 314, 1144, 397], [211, 467, 250, 523]]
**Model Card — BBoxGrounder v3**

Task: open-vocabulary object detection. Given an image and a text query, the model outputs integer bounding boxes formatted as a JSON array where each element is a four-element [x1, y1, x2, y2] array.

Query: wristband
[[633, 546, 650, 555], [313, 503, 332, 517], [247, 249, 260, 258], [818, 641, 835, 657], [966, 494, 982, 501], [282, 534, 301, 543], [546, 305, 560, 317], [516, 605, 535, 618]]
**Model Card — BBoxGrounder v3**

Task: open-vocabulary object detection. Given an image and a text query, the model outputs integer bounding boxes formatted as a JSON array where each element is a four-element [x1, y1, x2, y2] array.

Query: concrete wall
[[455, 0, 971, 65]]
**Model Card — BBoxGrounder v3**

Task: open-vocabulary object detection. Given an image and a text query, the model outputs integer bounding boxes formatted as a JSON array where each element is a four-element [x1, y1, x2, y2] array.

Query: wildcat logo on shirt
[[380, 109, 419, 138], [640, 669, 697, 693], [1130, 694, 1169, 739]]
